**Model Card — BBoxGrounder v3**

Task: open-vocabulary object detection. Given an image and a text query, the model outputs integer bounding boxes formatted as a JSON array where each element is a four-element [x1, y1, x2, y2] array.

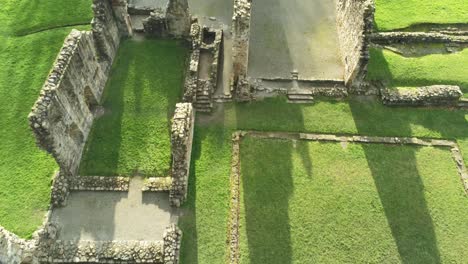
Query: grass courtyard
[[179, 97, 468, 263], [0, 1, 466, 264], [239, 138, 467, 263], [79, 39, 188, 177], [0, 0, 92, 238], [374, 0, 468, 31], [367, 48, 468, 97]]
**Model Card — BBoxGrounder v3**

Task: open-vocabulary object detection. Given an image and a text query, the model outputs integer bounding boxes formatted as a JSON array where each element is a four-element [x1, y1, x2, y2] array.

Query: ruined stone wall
[[29, 30, 108, 178], [381, 85, 463, 106], [170, 103, 195, 207], [92, 0, 122, 64], [232, 0, 252, 101], [166, 0, 191, 38], [336, 0, 374, 89], [0, 227, 37, 264]]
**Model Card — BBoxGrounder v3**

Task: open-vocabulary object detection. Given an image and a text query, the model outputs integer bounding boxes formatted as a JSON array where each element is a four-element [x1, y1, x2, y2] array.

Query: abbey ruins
[[1, 0, 467, 263]]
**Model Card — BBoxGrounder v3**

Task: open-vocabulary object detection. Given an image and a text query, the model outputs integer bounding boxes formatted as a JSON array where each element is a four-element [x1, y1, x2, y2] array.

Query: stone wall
[[381, 85, 463, 106], [163, 224, 182, 264], [29, 0, 125, 207], [0, 227, 37, 264], [371, 32, 468, 45], [232, 0, 252, 101], [29, 30, 108, 179], [143, 0, 191, 38], [70, 176, 130, 191], [92, 0, 122, 64], [166, 0, 191, 38], [170, 103, 195, 207], [336, 0, 374, 89], [143, 177, 173, 192]]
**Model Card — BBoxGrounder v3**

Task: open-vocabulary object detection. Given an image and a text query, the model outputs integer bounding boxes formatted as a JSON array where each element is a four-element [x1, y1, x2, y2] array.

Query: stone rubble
[[143, 177, 173, 192], [70, 176, 130, 191], [381, 85, 463, 106]]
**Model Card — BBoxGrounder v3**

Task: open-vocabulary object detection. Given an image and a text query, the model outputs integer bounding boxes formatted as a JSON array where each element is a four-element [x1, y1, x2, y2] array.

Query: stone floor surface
[[248, 0, 344, 80], [51, 177, 176, 241]]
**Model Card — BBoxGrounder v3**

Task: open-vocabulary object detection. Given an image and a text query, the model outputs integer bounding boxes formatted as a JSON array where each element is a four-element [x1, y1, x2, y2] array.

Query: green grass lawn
[[0, 0, 92, 238], [79, 39, 188, 177], [179, 97, 468, 263], [239, 138, 468, 263], [374, 0, 468, 31], [367, 48, 468, 97]]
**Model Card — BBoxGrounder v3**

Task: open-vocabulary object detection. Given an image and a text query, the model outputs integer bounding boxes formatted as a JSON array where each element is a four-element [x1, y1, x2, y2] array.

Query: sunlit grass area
[[374, 0, 468, 31], [0, 0, 92, 238], [80, 39, 188, 177], [179, 97, 468, 263], [367, 48, 468, 97], [239, 138, 468, 263]]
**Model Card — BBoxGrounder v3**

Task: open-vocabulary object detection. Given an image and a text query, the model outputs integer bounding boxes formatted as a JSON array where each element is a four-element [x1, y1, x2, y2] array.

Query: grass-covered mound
[[367, 48, 468, 97], [239, 138, 468, 263], [179, 97, 468, 263], [80, 39, 188, 177], [374, 0, 468, 31], [0, 0, 92, 238]]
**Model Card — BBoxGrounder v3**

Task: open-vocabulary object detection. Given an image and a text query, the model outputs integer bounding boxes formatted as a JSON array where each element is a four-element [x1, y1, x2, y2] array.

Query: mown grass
[[374, 0, 468, 31], [239, 138, 468, 263], [179, 97, 468, 263], [0, 0, 92, 238], [5, 0, 93, 36], [367, 48, 468, 97], [80, 39, 188, 177]]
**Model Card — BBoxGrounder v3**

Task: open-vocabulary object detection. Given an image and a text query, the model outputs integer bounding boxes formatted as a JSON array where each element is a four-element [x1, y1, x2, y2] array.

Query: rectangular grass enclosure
[[237, 136, 468, 263], [80, 39, 188, 177]]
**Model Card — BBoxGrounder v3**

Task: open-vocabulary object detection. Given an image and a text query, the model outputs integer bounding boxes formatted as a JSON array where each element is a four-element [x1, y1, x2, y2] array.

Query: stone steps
[[287, 89, 314, 104]]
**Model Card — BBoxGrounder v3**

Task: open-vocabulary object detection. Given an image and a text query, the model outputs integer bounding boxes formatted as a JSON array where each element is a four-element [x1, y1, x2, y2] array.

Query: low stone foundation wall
[[170, 103, 195, 207], [163, 224, 182, 264], [143, 177, 173, 192], [70, 176, 130, 191], [381, 85, 462, 106], [371, 32, 468, 45], [1, 224, 183, 264], [39, 240, 164, 263]]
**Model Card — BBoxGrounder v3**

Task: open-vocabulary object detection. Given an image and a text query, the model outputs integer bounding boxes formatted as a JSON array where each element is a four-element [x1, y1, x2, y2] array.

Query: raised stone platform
[[247, 0, 344, 80]]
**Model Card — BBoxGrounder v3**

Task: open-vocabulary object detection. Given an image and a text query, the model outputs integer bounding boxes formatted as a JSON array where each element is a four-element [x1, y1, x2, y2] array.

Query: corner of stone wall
[[0, 227, 37, 264], [163, 224, 182, 264], [336, 0, 375, 93], [170, 103, 195, 207], [232, 0, 252, 101]]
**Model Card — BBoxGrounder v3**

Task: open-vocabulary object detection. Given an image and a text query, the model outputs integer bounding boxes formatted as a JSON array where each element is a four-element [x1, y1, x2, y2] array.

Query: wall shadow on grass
[[237, 98, 311, 264], [240, 137, 294, 264], [350, 101, 441, 263]]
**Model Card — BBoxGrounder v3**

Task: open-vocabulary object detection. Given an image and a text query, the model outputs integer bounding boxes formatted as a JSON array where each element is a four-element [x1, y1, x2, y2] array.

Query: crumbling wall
[[336, 0, 374, 89], [232, 0, 252, 101], [29, 30, 107, 177], [163, 224, 182, 264], [381, 85, 463, 106], [166, 0, 191, 38], [0, 228, 37, 264], [29, 29, 113, 206], [143, 0, 190, 38], [170, 103, 195, 207], [92, 0, 122, 64]]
